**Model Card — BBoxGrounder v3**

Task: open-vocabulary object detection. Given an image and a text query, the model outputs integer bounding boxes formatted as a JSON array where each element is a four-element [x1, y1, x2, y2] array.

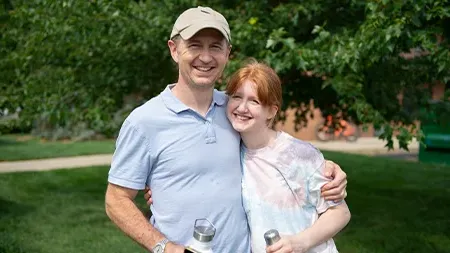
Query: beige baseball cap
[[170, 6, 231, 43]]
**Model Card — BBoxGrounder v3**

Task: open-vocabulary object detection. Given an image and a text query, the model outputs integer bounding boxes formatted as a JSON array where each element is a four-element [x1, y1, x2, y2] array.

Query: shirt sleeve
[[307, 151, 343, 214], [108, 119, 152, 190]]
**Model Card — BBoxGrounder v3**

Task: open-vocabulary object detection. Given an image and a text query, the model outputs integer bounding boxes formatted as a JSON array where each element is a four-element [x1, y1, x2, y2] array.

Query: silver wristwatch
[[152, 238, 169, 253]]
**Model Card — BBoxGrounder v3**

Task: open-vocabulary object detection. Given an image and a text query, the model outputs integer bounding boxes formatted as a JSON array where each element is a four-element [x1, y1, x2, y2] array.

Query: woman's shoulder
[[276, 131, 325, 174], [279, 132, 323, 156]]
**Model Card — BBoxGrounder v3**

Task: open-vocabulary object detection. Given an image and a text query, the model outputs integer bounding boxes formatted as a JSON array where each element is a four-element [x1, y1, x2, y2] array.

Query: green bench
[[419, 124, 450, 165]]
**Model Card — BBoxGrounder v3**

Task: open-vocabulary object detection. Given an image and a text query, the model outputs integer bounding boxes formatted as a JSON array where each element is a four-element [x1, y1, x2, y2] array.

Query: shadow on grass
[[0, 198, 33, 218], [0, 198, 40, 253], [0, 232, 43, 253], [0, 138, 22, 146], [338, 180, 450, 253], [0, 238, 33, 253]]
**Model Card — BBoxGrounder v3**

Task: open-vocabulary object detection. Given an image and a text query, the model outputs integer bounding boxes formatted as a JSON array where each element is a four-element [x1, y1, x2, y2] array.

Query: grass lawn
[[1, 151, 449, 253], [0, 134, 115, 161], [0, 166, 148, 253]]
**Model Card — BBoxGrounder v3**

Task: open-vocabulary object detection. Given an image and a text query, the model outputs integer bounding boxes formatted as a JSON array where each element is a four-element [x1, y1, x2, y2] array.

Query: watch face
[[153, 245, 163, 253]]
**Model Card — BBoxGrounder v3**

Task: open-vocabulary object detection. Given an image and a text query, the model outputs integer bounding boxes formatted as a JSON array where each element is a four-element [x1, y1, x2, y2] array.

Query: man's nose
[[199, 49, 213, 63]]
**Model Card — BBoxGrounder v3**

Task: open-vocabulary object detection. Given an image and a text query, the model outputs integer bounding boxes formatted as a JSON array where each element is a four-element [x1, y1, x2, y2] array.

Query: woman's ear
[[268, 105, 279, 120], [266, 105, 279, 127]]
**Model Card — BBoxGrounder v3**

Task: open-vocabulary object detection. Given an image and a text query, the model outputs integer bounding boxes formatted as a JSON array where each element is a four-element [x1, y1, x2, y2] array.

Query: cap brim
[[179, 24, 230, 43]]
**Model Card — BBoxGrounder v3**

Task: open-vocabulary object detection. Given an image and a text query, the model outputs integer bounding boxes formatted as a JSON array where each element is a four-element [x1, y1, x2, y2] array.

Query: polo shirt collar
[[161, 84, 227, 114], [212, 89, 227, 106]]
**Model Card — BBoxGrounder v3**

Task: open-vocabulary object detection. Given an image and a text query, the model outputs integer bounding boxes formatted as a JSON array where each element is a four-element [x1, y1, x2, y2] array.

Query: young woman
[[226, 60, 351, 253]]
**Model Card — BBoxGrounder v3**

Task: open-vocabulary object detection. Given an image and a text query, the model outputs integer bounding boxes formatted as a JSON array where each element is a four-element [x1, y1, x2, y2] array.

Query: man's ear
[[226, 44, 232, 59], [168, 40, 179, 63]]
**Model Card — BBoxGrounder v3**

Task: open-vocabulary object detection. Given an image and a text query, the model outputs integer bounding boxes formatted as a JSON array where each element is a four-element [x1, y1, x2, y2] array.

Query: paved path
[[0, 137, 419, 173], [312, 137, 419, 155], [0, 154, 112, 173]]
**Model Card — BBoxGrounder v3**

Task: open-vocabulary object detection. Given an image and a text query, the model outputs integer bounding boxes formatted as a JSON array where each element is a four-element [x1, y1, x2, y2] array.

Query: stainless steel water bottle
[[185, 218, 216, 253], [264, 229, 281, 246]]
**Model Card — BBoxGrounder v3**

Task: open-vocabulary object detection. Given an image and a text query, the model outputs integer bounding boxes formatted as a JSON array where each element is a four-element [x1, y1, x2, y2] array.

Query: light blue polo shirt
[[108, 84, 251, 253]]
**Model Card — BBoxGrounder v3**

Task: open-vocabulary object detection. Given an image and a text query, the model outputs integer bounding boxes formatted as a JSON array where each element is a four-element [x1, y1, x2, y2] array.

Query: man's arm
[[321, 160, 348, 201], [144, 160, 348, 207], [105, 183, 184, 252]]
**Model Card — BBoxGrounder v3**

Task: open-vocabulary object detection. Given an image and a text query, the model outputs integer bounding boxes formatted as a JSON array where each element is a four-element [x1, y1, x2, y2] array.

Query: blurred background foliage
[[1, 0, 449, 149]]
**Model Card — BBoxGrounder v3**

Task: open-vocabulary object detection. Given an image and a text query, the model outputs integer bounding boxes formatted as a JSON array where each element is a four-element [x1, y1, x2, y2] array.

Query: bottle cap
[[264, 229, 281, 246], [193, 218, 216, 243]]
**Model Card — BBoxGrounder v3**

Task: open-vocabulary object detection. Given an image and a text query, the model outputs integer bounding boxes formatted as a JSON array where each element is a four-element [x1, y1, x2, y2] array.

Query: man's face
[[168, 29, 231, 90]]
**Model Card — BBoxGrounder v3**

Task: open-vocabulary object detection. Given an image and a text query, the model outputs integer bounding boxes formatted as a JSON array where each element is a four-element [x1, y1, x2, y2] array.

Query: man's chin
[[192, 79, 217, 89]]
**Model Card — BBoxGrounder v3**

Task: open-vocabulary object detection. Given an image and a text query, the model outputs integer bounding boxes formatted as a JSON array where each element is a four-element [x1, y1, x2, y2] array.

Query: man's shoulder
[[214, 88, 227, 97], [128, 95, 164, 119], [123, 93, 170, 132], [213, 89, 229, 104]]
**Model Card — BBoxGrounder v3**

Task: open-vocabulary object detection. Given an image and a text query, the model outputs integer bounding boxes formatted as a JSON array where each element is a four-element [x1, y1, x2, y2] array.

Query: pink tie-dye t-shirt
[[241, 131, 341, 253]]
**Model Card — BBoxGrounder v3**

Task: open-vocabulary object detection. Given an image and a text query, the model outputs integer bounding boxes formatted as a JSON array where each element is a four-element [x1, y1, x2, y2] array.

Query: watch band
[[160, 238, 169, 248], [153, 238, 169, 253]]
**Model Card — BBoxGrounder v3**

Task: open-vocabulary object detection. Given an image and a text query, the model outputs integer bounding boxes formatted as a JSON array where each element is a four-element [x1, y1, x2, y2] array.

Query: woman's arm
[[266, 202, 350, 253], [292, 202, 351, 251]]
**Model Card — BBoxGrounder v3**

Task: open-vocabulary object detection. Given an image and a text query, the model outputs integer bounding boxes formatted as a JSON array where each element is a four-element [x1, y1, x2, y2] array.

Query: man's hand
[[165, 242, 185, 253], [321, 160, 347, 202], [144, 186, 153, 206]]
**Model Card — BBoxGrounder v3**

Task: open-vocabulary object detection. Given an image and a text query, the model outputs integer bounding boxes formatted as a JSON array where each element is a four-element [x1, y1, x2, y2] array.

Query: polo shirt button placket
[[204, 119, 216, 144]]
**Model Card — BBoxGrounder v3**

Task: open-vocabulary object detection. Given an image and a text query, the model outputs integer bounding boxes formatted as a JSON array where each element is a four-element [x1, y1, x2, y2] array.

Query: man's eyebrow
[[187, 39, 201, 44], [211, 41, 223, 46]]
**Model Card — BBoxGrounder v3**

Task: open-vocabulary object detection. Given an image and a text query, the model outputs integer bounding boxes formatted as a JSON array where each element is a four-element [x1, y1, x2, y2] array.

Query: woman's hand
[[265, 235, 309, 253], [143, 186, 153, 206]]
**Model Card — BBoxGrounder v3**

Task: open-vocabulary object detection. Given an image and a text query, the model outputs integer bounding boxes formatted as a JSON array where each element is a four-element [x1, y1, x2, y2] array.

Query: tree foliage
[[1, 0, 449, 149]]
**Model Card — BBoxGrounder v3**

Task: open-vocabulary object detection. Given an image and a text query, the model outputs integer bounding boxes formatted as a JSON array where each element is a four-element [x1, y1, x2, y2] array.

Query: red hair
[[225, 59, 282, 119]]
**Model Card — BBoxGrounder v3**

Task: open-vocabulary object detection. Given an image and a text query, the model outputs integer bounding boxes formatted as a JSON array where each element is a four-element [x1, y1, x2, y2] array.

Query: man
[[105, 6, 348, 253]]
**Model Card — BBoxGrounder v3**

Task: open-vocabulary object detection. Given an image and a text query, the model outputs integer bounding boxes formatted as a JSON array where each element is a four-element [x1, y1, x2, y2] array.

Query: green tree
[[1, 0, 177, 139], [1, 0, 449, 149], [221, 0, 450, 150]]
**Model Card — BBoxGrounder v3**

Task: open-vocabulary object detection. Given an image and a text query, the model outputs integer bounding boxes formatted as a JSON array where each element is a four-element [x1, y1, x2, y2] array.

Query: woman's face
[[226, 80, 276, 134]]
